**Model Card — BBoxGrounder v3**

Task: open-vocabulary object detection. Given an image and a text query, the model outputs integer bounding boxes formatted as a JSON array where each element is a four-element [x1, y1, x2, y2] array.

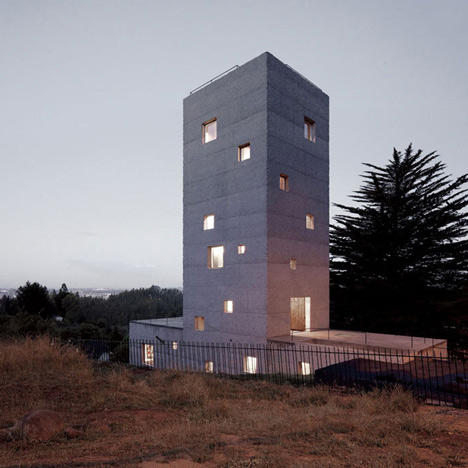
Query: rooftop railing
[[189, 65, 239, 95]]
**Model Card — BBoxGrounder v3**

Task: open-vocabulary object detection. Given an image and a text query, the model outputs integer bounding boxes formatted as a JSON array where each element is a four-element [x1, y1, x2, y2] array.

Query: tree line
[[0, 283, 182, 341], [330, 145, 468, 355]]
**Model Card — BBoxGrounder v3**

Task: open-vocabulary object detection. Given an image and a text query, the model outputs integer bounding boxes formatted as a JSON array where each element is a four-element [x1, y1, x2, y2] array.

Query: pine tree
[[330, 145, 468, 340]]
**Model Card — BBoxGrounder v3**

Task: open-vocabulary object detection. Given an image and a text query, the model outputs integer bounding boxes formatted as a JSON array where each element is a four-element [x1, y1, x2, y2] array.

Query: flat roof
[[270, 329, 446, 353], [131, 317, 184, 329]]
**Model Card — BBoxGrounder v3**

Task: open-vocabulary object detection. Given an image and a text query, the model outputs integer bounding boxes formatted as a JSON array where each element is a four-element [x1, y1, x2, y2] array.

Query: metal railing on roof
[[189, 65, 239, 95], [285, 64, 322, 91]]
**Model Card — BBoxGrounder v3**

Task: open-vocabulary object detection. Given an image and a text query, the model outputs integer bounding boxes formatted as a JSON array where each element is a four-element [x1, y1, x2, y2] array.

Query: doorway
[[290, 297, 311, 331]]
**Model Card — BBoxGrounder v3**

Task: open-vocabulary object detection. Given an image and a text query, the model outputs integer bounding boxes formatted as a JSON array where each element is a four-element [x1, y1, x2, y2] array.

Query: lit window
[[243, 356, 257, 374], [238, 245, 246, 255], [306, 214, 315, 230], [304, 117, 316, 142], [290, 259, 296, 270], [194, 316, 204, 331], [208, 246, 224, 269], [279, 174, 289, 191], [238, 143, 251, 161], [143, 344, 154, 367], [203, 118, 217, 143], [203, 214, 215, 230], [172, 341, 178, 350], [298, 361, 311, 375], [205, 361, 214, 373], [224, 300, 233, 313]]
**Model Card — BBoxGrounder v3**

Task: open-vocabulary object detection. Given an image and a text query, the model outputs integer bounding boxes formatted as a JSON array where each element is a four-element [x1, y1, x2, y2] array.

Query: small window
[[306, 214, 315, 230], [194, 316, 205, 331], [304, 117, 316, 142], [143, 344, 154, 367], [279, 174, 289, 191], [203, 214, 215, 230], [243, 356, 257, 374], [290, 259, 297, 270], [237, 244, 246, 255], [238, 143, 251, 161], [208, 246, 224, 269], [205, 361, 214, 373], [203, 118, 217, 143], [172, 341, 178, 350], [224, 300, 233, 313], [298, 361, 311, 376]]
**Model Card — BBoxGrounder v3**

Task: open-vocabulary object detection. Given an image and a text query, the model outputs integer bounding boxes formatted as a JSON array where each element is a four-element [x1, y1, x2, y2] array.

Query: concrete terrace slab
[[269, 329, 447, 355]]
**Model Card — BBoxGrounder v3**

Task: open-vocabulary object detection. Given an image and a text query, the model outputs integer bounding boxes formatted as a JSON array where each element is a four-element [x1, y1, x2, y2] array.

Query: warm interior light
[[143, 344, 154, 366], [280, 174, 289, 191], [238, 245, 246, 254], [243, 356, 257, 374], [195, 316, 205, 331], [238, 144, 251, 161], [306, 214, 315, 230], [304, 117, 316, 142], [208, 246, 224, 268], [224, 300, 233, 313], [203, 119, 217, 143], [298, 361, 311, 375], [290, 297, 311, 331], [203, 214, 215, 230]]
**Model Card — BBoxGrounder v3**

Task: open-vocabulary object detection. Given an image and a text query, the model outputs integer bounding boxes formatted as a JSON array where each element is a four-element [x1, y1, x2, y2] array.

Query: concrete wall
[[183, 53, 270, 343], [183, 52, 329, 344], [265, 54, 330, 337]]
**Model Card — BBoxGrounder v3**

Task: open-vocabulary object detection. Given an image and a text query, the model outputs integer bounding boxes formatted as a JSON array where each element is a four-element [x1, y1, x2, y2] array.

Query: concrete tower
[[182, 52, 329, 344]]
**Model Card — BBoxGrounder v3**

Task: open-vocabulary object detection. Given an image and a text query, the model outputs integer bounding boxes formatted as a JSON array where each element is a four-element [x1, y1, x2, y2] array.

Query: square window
[[304, 117, 316, 142], [306, 214, 315, 230], [290, 259, 297, 270], [238, 143, 251, 161], [243, 356, 257, 374], [224, 300, 233, 313], [194, 316, 205, 331], [279, 174, 289, 191], [298, 361, 311, 376], [205, 361, 214, 373], [203, 118, 217, 143], [172, 341, 178, 350], [203, 214, 215, 230], [237, 244, 246, 254], [143, 344, 154, 367], [208, 246, 224, 269]]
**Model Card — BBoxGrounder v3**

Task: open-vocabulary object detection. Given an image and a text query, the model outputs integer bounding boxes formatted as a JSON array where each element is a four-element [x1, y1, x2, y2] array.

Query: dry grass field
[[0, 338, 467, 468]]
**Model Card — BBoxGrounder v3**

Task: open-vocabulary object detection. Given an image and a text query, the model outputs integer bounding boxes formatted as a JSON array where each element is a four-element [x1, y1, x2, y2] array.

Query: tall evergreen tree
[[330, 145, 468, 340]]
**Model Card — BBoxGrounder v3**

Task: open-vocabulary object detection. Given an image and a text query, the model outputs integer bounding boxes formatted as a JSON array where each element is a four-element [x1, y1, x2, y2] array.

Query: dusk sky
[[1, 0, 467, 289]]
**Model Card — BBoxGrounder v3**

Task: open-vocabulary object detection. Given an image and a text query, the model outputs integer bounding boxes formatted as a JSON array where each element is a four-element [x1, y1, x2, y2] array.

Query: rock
[[1, 410, 81, 442]]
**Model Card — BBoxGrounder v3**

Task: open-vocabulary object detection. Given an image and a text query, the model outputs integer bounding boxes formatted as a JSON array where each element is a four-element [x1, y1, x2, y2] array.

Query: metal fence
[[76, 339, 468, 409]]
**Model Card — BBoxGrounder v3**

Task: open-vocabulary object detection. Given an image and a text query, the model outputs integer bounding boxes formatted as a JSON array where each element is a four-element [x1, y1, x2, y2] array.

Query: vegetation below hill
[[0, 338, 467, 468], [0, 283, 182, 341]]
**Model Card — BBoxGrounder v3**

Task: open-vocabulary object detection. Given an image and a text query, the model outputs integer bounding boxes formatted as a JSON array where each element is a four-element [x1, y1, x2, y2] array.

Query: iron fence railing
[[74, 339, 468, 409]]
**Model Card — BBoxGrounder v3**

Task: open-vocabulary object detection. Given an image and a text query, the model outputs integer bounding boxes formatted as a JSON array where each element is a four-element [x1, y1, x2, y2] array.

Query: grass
[[0, 337, 466, 468]]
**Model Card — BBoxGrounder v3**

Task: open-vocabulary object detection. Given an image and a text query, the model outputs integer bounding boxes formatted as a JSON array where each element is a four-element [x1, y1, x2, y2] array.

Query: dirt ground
[[1, 340, 468, 468], [1, 403, 467, 468]]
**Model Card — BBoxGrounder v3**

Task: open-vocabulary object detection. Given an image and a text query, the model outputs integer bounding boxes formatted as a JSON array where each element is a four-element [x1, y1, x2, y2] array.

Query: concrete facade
[[183, 52, 329, 343]]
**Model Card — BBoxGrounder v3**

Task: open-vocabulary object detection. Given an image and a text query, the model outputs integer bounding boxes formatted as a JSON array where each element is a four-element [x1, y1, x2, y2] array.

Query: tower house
[[182, 52, 329, 343]]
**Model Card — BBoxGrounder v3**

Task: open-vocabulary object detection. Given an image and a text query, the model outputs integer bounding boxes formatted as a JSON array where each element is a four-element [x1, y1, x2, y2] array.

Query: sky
[[1, 0, 467, 290]]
